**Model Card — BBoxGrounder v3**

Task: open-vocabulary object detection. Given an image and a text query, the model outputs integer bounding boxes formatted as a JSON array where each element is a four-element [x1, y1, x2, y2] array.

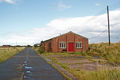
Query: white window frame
[[76, 42, 82, 48], [59, 42, 66, 48]]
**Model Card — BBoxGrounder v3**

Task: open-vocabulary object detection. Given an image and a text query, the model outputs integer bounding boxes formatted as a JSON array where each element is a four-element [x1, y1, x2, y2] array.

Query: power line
[[88, 30, 107, 39]]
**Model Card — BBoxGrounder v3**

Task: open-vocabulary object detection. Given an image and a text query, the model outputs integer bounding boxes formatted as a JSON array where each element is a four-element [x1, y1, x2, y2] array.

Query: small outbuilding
[[41, 31, 88, 53]]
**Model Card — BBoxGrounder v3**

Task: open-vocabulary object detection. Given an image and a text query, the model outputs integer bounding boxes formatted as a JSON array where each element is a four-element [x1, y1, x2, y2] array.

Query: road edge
[[40, 55, 77, 80]]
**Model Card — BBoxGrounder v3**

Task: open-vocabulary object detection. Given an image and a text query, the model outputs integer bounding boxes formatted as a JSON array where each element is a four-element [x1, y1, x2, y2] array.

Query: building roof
[[43, 31, 88, 43]]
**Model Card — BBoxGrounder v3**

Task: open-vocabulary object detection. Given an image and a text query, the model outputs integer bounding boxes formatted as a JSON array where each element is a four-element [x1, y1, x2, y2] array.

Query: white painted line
[[24, 66, 32, 70]]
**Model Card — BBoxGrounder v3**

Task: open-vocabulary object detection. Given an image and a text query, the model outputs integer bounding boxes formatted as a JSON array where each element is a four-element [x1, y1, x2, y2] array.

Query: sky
[[0, 0, 120, 45]]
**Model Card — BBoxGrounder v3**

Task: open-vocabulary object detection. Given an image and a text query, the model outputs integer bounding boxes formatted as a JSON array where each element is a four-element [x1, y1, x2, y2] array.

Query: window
[[60, 42, 66, 48], [76, 42, 82, 48]]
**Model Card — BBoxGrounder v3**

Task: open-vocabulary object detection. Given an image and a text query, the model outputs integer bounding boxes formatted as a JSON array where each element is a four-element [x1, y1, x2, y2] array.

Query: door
[[68, 43, 74, 52]]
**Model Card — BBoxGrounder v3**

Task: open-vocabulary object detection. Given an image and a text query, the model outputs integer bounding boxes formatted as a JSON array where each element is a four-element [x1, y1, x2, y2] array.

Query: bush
[[39, 46, 45, 54]]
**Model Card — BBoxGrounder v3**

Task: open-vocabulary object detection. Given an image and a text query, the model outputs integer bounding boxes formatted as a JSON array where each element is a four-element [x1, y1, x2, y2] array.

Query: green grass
[[0, 47, 24, 63], [33, 46, 45, 54], [34, 42, 120, 80], [71, 68, 120, 80], [87, 42, 120, 64]]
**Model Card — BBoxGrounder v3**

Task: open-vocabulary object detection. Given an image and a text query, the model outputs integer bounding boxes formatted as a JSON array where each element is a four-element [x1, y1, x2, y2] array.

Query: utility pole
[[107, 5, 111, 45]]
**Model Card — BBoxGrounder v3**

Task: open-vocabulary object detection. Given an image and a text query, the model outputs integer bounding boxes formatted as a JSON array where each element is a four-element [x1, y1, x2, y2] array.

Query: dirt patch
[[92, 59, 107, 63], [49, 55, 64, 58], [69, 63, 98, 70], [58, 56, 85, 59], [48, 54, 116, 71], [49, 54, 86, 59], [69, 62, 114, 71], [58, 59, 92, 64], [80, 63, 98, 71]]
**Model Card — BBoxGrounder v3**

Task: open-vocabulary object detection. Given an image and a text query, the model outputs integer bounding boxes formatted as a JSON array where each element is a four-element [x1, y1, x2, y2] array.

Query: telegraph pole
[[107, 5, 111, 45]]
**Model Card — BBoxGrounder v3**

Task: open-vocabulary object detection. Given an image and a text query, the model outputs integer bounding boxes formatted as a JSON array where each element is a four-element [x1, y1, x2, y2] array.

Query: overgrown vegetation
[[0, 47, 24, 63], [33, 46, 45, 54], [34, 42, 120, 80], [71, 68, 120, 80], [87, 42, 120, 64]]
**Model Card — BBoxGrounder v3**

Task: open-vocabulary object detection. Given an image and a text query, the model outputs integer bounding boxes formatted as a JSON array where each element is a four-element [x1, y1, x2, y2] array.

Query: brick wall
[[51, 32, 88, 52]]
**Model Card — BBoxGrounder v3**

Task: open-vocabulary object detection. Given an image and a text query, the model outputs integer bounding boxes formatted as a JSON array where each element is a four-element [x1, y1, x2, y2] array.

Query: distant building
[[2, 45, 11, 48], [41, 31, 88, 52]]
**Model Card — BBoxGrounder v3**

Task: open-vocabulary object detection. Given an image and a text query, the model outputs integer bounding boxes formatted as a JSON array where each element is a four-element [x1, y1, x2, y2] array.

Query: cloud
[[58, 2, 71, 10], [95, 3, 100, 6], [0, 9, 120, 45], [5, 0, 16, 4], [0, 0, 16, 4]]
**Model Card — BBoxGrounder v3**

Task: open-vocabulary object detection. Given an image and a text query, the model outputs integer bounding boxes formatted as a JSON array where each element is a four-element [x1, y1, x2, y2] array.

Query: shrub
[[39, 46, 45, 54]]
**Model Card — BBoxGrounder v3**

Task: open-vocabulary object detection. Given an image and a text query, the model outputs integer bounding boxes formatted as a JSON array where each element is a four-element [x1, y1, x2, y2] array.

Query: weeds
[[33, 46, 45, 54], [71, 68, 120, 80], [0, 47, 24, 63], [34, 42, 120, 80], [87, 42, 120, 64]]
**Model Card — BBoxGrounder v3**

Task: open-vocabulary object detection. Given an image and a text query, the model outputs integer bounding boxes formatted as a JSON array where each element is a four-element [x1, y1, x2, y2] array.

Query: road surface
[[0, 48, 65, 80]]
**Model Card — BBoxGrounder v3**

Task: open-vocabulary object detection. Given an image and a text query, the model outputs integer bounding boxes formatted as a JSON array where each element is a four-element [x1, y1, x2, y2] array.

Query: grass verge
[[0, 47, 25, 63]]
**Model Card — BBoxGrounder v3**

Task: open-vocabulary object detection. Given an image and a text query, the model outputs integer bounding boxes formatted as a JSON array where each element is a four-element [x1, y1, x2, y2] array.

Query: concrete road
[[0, 48, 65, 80]]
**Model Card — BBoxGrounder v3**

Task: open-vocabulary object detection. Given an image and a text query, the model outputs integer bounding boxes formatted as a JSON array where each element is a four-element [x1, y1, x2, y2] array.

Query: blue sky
[[0, 0, 120, 45]]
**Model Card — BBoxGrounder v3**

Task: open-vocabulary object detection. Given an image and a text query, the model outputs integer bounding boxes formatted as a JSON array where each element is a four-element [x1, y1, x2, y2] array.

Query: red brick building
[[41, 31, 88, 52]]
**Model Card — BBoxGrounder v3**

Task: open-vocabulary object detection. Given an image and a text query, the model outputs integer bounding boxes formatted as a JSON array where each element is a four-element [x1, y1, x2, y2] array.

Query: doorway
[[68, 43, 74, 52]]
